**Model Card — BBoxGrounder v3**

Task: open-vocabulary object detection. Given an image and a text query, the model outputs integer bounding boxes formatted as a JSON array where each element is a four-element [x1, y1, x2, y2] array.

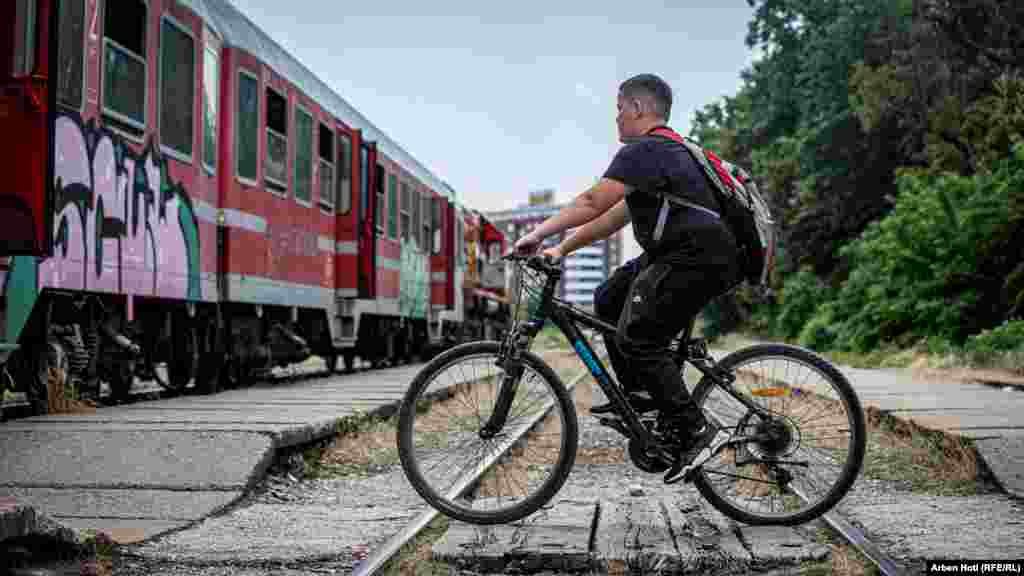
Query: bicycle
[[397, 253, 866, 526]]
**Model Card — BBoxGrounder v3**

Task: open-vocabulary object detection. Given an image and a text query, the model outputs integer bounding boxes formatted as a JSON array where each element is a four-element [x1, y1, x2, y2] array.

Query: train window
[[202, 32, 220, 172], [359, 146, 368, 220], [412, 188, 422, 250], [387, 174, 398, 239], [103, 0, 147, 130], [12, 0, 37, 75], [400, 182, 411, 242], [457, 217, 465, 266], [375, 165, 385, 235], [432, 198, 442, 255], [160, 16, 195, 161], [336, 132, 352, 214], [57, 0, 86, 110], [318, 123, 334, 211], [421, 193, 431, 252], [236, 70, 259, 182], [294, 106, 313, 205], [265, 87, 288, 191]]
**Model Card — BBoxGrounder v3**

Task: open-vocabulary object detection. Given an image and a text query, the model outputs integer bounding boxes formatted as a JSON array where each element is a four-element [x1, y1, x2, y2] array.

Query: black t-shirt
[[603, 132, 728, 255]]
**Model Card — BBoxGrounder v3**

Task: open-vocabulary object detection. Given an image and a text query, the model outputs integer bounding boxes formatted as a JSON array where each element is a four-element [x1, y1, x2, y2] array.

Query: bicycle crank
[[627, 437, 673, 473]]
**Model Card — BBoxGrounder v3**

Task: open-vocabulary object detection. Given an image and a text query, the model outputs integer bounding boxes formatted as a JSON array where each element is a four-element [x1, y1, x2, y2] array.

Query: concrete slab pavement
[[0, 361, 431, 544], [0, 349, 583, 545], [839, 365, 1024, 498]]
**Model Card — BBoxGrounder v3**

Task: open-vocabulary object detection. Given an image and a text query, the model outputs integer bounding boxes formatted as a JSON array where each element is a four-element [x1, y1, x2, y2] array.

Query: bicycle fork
[[480, 354, 526, 438]]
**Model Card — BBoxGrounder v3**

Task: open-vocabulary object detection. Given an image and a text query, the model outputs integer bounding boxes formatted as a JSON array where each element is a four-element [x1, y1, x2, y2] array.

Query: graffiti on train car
[[399, 238, 429, 319], [40, 114, 202, 300]]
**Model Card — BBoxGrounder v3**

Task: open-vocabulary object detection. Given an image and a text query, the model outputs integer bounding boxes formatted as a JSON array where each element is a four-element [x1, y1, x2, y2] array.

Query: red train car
[[0, 0, 509, 415]]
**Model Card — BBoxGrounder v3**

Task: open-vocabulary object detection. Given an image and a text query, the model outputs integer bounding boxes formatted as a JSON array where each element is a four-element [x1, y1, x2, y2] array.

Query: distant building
[[486, 190, 624, 311]]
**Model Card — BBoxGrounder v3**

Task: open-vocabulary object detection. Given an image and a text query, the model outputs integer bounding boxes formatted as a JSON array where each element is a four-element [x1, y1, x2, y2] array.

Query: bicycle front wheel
[[691, 343, 866, 526], [397, 341, 578, 525]]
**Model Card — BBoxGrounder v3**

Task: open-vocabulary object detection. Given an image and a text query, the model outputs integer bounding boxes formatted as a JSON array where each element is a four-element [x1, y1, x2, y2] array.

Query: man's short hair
[[619, 74, 672, 121]]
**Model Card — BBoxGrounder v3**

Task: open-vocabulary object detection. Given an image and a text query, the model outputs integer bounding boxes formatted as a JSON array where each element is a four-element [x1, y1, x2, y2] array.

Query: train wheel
[[194, 317, 222, 395], [222, 357, 250, 389], [154, 317, 198, 395], [174, 325, 199, 393], [400, 329, 414, 365], [324, 350, 339, 374], [106, 354, 135, 405], [194, 352, 221, 395]]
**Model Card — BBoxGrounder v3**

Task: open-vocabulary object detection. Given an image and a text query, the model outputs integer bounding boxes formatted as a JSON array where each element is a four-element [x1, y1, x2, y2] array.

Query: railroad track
[[349, 351, 909, 576], [351, 354, 598, 576], [698, 403, 907, 576]]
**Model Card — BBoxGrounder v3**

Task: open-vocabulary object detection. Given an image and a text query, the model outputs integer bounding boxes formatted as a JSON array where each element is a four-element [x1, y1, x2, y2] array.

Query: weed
[[797, 523, 882, 576], [377, 515, 452, 576], [861, 407, 991, 495], [308, 414, 403, 479]]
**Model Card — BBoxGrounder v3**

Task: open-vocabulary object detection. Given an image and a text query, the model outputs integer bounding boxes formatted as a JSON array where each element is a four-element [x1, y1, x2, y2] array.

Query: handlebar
[[501, 252, 562, 275]]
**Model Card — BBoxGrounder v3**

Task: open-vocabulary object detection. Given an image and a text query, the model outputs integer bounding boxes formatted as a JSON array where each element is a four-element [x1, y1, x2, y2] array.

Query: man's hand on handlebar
[[512, 231, 542, 256], [502, 242, 563, 271], [508, 231, 561, 261]]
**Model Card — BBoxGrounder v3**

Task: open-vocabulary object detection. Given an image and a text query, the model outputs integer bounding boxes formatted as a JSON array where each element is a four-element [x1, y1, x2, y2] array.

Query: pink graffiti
[[39, 115, 198, 299]]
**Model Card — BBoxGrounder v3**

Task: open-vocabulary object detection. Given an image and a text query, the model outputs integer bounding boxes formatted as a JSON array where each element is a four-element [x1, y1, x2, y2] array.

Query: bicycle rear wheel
[[691, 343, 866, 526], [397, 341, 578, 525]]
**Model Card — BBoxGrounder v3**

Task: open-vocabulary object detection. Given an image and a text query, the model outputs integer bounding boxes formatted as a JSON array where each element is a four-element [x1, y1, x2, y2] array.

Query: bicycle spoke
[[691, 345, 865, 526], [399, 345, 577, 525]]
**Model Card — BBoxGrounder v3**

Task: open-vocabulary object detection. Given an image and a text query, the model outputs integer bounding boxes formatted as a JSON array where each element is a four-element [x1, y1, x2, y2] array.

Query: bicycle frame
[[484, 256, 777, 451]]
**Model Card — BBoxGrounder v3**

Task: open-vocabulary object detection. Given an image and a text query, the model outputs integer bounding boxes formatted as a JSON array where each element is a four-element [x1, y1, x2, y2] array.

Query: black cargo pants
[[594, 228, 741, 426]]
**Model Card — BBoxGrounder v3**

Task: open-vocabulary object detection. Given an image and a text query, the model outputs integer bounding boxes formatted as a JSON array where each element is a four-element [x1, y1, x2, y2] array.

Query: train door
[[357, 141, 377, 298], [0, 0, 57, 256]]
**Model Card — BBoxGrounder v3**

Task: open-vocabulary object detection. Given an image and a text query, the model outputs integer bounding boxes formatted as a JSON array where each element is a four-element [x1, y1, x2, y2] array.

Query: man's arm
[[556, 199, 630, 256], [521, 178, 627, 243]]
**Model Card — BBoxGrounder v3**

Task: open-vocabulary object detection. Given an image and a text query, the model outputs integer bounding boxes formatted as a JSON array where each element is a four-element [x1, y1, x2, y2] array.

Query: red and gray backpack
[[648, 127, 777, 288]]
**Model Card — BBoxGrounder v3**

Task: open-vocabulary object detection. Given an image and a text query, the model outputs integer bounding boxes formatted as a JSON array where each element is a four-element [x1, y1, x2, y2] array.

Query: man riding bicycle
[[512, 73, 741, 483]]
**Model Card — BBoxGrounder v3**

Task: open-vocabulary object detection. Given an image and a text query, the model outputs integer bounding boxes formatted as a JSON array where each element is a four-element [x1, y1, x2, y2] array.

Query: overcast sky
[[228, 0, 759, 260]]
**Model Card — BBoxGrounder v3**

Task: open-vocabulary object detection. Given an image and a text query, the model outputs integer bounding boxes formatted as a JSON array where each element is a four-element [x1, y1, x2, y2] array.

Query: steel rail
[[352, 352, 600, 576], [702, 398, 906, 576]]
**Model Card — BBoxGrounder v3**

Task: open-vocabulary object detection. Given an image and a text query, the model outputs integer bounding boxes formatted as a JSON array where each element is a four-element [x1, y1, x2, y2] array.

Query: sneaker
[[590, 391, 657, 415], [662, 424, 731, 484]]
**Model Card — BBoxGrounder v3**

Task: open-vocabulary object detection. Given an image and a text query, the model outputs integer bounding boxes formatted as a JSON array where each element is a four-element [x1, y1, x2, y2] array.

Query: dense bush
[[690, 0, 1024, 362], [820, 144, 1024, 352], [963, 319, 1024, 370], [775, 267, 834, 341], [798, 302, 839, 351]]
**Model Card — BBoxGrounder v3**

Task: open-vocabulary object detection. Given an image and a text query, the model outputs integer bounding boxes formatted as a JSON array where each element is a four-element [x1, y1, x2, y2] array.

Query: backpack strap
[[640, 127, 727, 219], [647, 126, 684, 143], [662, 195, 720, 219], [648, 127, 740, 198]]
